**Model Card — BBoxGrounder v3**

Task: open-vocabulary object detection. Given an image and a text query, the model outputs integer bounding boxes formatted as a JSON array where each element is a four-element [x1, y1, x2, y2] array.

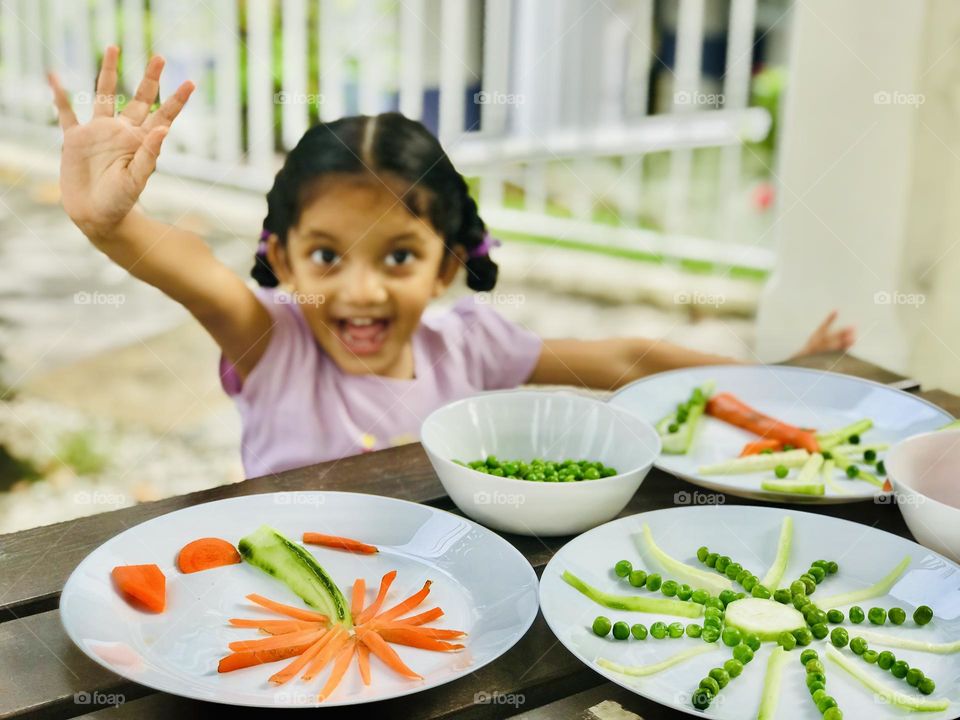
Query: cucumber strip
[[722, 598, 805, 641], [760, 516, 793, 589], [597, 644, 717, 677], [795, 453, 824, 484], [815, 556, 911, 609], [561, 570, 703, 618], [826, 646, 950, 712], [850, 628, 960, 654], [760, 479, 825, 496], [698, 449, 810, 476], [757, 646, 789, 720], [657, 382, 715, 455], [831, 451, 884, 488], [816, 419, 874, 446], [831, 442, 889, 455], [637, 524, 732, 595], [821, 458, 847, 495]]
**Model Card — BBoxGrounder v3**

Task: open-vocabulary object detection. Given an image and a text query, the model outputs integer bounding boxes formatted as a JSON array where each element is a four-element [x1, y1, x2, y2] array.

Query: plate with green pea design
[[608, 365, 953, 504], [540, 506, 960, 719]]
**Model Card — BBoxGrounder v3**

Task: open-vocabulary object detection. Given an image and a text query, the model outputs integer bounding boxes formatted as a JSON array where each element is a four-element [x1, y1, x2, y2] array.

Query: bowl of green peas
[[421, 390, 661, 536]]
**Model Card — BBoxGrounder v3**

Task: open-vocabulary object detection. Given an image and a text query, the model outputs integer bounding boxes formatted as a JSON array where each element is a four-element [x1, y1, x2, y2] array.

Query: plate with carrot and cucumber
[[59, 491, 539, 707], [609, 365, 956, 503]]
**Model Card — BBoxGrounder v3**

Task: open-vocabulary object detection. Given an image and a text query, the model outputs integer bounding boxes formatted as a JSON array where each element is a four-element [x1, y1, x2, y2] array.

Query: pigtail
[[455, 178, 499, 292]]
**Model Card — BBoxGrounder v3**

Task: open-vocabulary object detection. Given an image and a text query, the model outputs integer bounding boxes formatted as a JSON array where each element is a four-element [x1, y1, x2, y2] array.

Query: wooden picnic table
[[1, 352, 956, 720]]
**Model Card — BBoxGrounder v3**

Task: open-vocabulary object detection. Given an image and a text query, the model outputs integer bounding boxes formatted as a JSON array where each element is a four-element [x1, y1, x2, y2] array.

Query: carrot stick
[[373, 581, 432, 623], [317, 640, 357, 701], [177, 537, 241, 574], [302, 532, 378, 554], [355, 570, 397, 624], [351, 578, 366, 617], [229, 628, 326, 652], [245, 593, 329, 623], [218, 643, 312, 673], [706, 393, 820, 452], [372, 624, 465, 639], [269, 632, 335, 685], [376, 627, 465, 651], [358, 628, 422, 680], [228, 619, 323, 634], [393, 606, 444, 626], [302, 627, 350, 681], [357, 641, 371, 686], [739, 438, 784, 457]]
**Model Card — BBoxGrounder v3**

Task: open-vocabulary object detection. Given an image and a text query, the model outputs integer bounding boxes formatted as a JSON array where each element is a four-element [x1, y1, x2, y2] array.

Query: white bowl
[[420, 390, 661, 536], [885, 428, 960, 562]]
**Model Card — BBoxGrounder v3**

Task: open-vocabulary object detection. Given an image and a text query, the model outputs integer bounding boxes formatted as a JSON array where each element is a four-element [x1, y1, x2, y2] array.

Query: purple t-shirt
[[220, 288, 542, 478]]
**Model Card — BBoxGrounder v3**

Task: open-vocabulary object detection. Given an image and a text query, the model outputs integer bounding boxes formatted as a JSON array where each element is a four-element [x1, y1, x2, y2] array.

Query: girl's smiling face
[[267, 175, 460, 378]]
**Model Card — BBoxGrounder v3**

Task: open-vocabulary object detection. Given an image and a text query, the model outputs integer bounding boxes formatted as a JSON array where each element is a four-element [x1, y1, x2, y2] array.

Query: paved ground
[[0, 150, 761, 534]]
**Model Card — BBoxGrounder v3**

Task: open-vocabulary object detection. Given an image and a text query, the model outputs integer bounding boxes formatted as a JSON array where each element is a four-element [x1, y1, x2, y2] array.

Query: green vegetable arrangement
[[563, 519, 953, 717], [455, 456, 617, 482]]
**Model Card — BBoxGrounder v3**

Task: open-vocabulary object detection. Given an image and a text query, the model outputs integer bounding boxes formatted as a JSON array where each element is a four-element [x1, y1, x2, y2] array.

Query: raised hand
[[795, 310, 856, 357], [48, 45, 194, 241]]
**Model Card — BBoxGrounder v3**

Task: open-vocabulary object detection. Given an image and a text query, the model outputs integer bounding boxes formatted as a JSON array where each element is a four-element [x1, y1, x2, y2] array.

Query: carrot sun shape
[[355, 570, 397, 624], [111, 564, 166, 613], [706, 392, 820, 452], [302, 532, 378, 554], [176, 537, 241, 574]]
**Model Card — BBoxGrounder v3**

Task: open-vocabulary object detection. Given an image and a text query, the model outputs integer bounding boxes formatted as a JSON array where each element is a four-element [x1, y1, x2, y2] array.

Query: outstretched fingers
[[142, 80, 195, 132], [94, 45, 120, 118], [128, 126, 168, 190], [122, 55, 165, 125], [47, 72, 78, 130]]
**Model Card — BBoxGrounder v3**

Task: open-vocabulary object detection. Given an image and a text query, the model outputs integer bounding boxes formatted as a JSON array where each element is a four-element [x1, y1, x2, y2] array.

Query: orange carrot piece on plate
[[706, 393, 820, 452], [218, 643, 312, 673], [374, 581, 432, 623], [374, 624, 465, 639], [356, 641, 371, 686], [355, 570, 397, 624], [393, 606, 444, 626], [317, 639, 357, 701], [228, 628, 326, 653], [351, 578, 366, 617], [302, 626, 350, 681], [358, 628, 422, 680], [269, 632, 334, 685], [376, 627, 465, 651], [302, 532, 378, 554], [176, 537, 241, 574], [111, 564, 166, 613], [739, 438, 784, 457], [245, 593, 328, 623], [228, 618, 323, 634]]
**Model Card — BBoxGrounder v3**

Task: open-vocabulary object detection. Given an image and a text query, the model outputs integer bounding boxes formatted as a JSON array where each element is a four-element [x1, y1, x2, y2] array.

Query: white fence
[[0, 0, 779, 272]]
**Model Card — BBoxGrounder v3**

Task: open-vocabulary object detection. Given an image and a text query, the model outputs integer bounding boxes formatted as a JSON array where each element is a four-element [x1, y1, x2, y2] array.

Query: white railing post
[[399, 0, 425, 121], [438, 0, 469, 142], [246, 0, 274, 177], [280, 0, 308, 150], [478, 0, 512, 209], [213, 0, 241, 166]]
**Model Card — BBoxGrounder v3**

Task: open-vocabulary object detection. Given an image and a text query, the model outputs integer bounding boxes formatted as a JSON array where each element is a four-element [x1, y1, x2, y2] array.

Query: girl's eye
[[310, 248, 340, 266], [385, 249, 415, 267]]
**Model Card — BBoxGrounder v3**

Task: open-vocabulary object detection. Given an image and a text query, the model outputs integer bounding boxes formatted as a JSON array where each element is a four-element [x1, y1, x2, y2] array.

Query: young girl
[[49, 48, 854, 478]]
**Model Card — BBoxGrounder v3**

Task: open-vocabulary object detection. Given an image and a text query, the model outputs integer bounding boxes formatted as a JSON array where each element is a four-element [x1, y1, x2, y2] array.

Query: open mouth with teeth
[[334, 317, 391, 356]]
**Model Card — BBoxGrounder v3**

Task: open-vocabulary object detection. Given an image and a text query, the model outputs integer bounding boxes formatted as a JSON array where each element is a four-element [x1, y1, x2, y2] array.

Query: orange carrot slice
[[393, 606, 444, 626], [358, 627, 422, 680], [356, 641, 371, 686], [228, 628, 325, 653], [269, 632, 334, 685], [318, 640, 357, 701], [351, 578, 366, 617], [228, 619, 323, 635], [218, 643, 312, 673], [176, 537, 241, 574], [302, 626, 350, 681], [373, 624, 465, 639], [355, 570, 397, 624], [302, 532, 378, 554], [739, 438, 784, 457], [111, 564, 166, 613], [245, 593, 328, 623], [706, 393, 819, 452], [373, 580, 432, 623], [377, 627, 465, 651]]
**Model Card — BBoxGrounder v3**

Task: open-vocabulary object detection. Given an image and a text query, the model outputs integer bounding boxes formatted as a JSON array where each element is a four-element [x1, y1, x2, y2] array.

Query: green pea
[[650, 621, 668, 639], [691, 689, 712, 710], [774, 464, 789, 479], [888, 607, 906, 625], [584, 467, 601, 480], [701, 626, 720, 643], [807, 608, 828, 626], [799, 575, 817, 594], [919, 676, 936, 695], [719, 589, 738, 607], [592, 616, 612, 637], [715, 556, 731, 573], [736, 569, 751, 584], [751, 584, 772, 599], [777, 631, 797, 650], [704, 616, 723, 631], [743, 633, 761, 651], [722, 626, 742, 647], [805, 658, 825, 675], [823, 707, 843, 720], [793, 593, 810, 610], [793, 627, 813, 646], [811, 688, 827, 705], [612, 621, 630, 640], [864, 449, 877, 462], [849, 606, 865, 624], [705, 597, 725, 611], [774, 588, 792, 604], [906, 668, 924, 687], [677, 584, 693, 601], [849, 636, 868, 655], [848, 434, 861, 445], [827, 561, 839, 574], [628, 569, 647, 588], [724, 562, 742, 580], [485, 455, 500, 468], [733, 643, 754, 664], [800, 649, 819, 665], [691, 589, 710, 605], [698, 676, 720, 695], [790, 580, 806, 597], [809, 566, 826, 583], [816, 695, 838, 713], [631, 623, 648, 640], [724, 658, 744, 678], [705, 553, 719, 568], [696, 546, 709, 563], [846, 464, 859, 478], [868, 607, 887, 625], [830, 627, 849, 648], [877, 651, 896, 670], [810, 623, 829, 640], [742, 575, 758, 592], [645, 574, 662, 592], [685, 623, 702, 638], [668, 622, 685, 638], [708, 667, 730, 689], [914, 605, 934, 625], [704, 606, 724, 621], [661, 580, 679, 597], [807, 679, 825, 695], [862, 649, 879, 664], [891, 660, 909, 679], [827, 609, 844, 623], [876, 459, 886, 474]]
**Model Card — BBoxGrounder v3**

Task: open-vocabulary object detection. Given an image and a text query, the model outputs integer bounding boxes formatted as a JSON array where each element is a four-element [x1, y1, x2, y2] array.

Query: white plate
[[540, 506, 960, 719], [60, 491, 539, 708], [609, 365, 953, 503]]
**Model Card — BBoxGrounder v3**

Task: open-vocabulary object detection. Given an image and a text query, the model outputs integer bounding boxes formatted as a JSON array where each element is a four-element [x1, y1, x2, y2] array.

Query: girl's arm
[[529, 311, 855, 391], [50, 47, 272, 378]]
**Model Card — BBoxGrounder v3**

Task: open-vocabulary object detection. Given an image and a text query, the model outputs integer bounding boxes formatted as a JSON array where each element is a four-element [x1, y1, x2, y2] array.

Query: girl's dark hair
[[251, 112, 497, 291]]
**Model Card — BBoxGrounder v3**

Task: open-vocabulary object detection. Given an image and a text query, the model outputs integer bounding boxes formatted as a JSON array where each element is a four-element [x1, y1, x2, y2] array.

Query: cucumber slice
[[238, 525, 352, 628], [698, 449, 810, 476], [760, 479, 825, 496], [831, 451, 883, 488], [561, 570, 703, 618], [826, 646, 950, 711], [821, 458, 846, 495], [722, 598, 805, 641], [849, 628, 960, 654], [759, 516, 793, 590], [817, 419, 873, 449], [637, 523, 732, 595], [815, 556, 910, 609], [757, 646, 789, 720], [597, 644, 717, 677]]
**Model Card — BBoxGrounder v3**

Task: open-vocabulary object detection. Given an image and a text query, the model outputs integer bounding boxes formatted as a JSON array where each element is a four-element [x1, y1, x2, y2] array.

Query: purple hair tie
[[469, 232, 501, 259], [257, 229, 270, 256]]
